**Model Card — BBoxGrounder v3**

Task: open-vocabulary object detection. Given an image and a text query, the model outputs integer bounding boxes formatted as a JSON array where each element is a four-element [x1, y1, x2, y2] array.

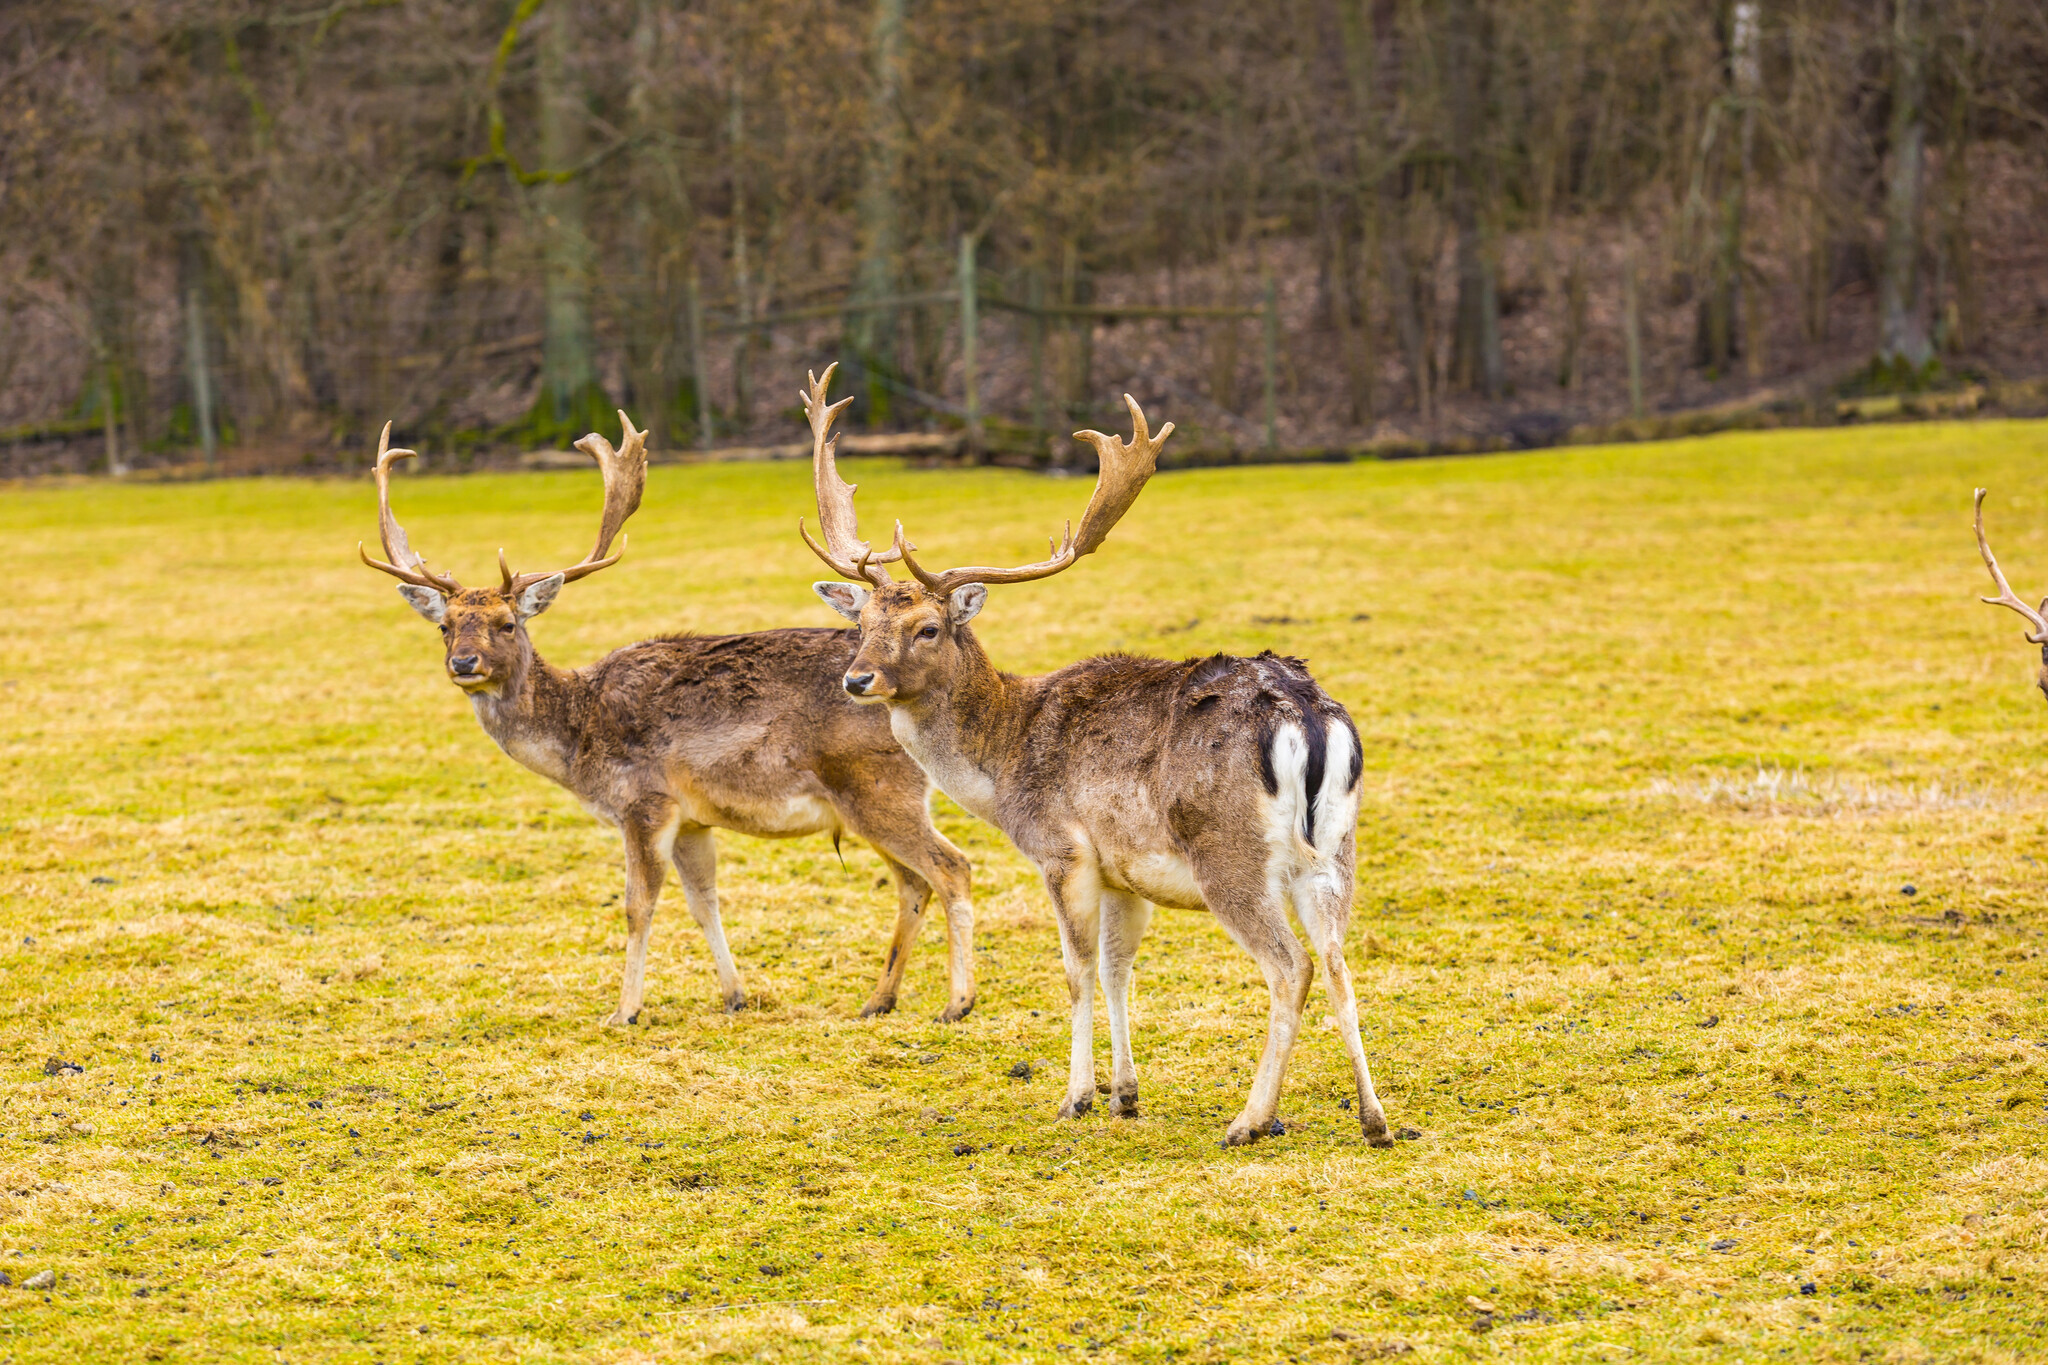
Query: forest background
[[3, 0, 2048, 476]]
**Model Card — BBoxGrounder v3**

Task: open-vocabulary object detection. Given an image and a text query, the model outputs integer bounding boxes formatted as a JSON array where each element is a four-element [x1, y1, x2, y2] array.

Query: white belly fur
[[1110, 850, 1205, 910]]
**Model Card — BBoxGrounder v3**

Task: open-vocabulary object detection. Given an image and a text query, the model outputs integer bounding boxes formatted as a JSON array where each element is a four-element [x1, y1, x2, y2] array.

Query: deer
[[1973, 489, 2048, 702], [796, 366, 1395, 1148], [358, 416, 978, 1026]]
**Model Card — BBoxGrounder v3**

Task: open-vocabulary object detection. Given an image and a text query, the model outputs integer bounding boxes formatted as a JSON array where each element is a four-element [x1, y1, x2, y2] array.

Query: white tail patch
[[1263, 720, 1357, 864], [1264, 724, 1314, 858], [1312, 721, 1358, 859]]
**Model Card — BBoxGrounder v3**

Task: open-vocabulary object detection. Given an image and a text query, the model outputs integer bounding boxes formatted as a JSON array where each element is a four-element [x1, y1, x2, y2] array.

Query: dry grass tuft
[[1645, 764, 2024, 814]]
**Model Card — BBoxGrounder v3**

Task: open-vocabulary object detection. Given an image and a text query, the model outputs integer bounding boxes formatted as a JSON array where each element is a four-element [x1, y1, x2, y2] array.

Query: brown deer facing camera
[[797, 366, 1394, 1147], [1973, 489, 2048, 701], [360, 417, 977, 1024]]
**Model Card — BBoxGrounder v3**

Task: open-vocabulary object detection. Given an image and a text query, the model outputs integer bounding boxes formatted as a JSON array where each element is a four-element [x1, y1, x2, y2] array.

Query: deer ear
[[397, 584, 448, 623], [514, 573, 565, 622], [947, 583, 987, 624], [814, 581, 870, 622]]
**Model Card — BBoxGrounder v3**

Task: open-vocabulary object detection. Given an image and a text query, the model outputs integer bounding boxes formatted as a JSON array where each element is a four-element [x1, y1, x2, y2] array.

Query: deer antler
[[500, 412, 649, 595], [1974, 488, 2048, 643], [894, 394, 1173, 598], [798, 363, 900, 588], [359, 421, 463, 593]]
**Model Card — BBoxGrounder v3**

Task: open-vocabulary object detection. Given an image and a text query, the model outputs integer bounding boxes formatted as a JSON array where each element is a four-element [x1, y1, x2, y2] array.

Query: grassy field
[[2, 420, 2046, 1363]]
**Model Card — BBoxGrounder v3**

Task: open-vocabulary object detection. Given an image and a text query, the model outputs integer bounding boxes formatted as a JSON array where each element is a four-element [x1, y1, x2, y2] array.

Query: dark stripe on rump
[[1253, 653, 1330, 844]]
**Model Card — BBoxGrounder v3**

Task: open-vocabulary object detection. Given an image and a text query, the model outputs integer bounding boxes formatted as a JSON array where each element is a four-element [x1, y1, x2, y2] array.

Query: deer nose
[[450, 655, 481, 675], [844, 672, 874, 696]]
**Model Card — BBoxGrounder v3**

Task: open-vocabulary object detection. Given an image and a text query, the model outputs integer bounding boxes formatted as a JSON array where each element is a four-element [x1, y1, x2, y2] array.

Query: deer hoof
[[936, 999, 974, 1023], [1108, 1091, 1140, 1118], [602, 1009, 639, 1028], [1058, 1095, 1093, 1120], [1223, 1119, 1264, 1147], [723, 993, 747, 1013], [858, 997, 897, 1018]]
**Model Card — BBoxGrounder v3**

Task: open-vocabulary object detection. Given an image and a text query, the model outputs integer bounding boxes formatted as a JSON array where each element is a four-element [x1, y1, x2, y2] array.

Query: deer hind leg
[[1294, 862, 1394, 1148], [835, 772, 977, 1023], [669, 825, 745, 1012], [860, 855, 931, 1018], [1098, 889, 1153, 1117], [1043, 860, 1104, 1120], [608, 812, 678, 1027], [1206, 872, 1314, 1146]]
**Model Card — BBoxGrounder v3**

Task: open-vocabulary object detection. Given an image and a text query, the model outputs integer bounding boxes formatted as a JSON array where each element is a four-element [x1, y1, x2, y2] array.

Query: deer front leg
[[607, 813, 676, 1027], [1098, 889, 1153, 1117], [670, 825, 745, 1011], [861, 856, 931, 1018], [834, 773, 978, 1023], [923, 835, 976, 1023], [1043, 860, 1104, 1120]]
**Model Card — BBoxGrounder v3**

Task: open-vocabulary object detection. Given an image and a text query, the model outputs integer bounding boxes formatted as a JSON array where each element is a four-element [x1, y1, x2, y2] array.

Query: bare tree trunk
[[1734, 1, 1763, 380], [849, 0, 906, 425], [1445, 0, 1502, 398], [1878, 0, 1931, 372], [1623, 223, 1646, 419], [179, 216, 218, 470], [1335, 0, 1381, 424], [1935, 27, 1979, 355], [536, 2, 602, 442], [624, 0, 668, 449], [1697, 1, 1759, 379], [1387, 195, 1435, 426], [729, 68, 754, 431]]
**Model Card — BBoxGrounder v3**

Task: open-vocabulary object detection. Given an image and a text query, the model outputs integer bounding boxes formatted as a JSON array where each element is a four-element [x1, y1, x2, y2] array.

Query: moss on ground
[[1, 421, 2046, 1361]]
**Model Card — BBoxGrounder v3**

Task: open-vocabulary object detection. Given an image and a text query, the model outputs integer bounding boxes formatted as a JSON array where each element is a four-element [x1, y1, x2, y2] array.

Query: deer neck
[[467, 642, 585, 787], [888, 628, 1024, 824]]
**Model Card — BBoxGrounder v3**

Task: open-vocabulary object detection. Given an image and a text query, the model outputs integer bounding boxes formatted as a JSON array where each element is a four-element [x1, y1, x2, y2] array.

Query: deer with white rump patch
[[798, 366, 1394, 1147], [360, 416, 978, 1024]]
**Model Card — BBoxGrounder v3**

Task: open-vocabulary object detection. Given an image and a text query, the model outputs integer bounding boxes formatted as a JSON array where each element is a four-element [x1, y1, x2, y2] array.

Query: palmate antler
[[500, 412, 649, 595], [798, 376, 1172, 595], [1974, 488, 2048, 643], [891, 394, 1173, 598], [359, 421, 463, 592], [360, 415, 648, 598], [797, 364, 900, 588]]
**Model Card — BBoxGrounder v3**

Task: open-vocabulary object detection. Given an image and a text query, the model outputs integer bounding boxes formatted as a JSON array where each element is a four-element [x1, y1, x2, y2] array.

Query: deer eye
[[438, 623, 451, 635], [917, 624, 940, 641], [499, 622, 517, 633]]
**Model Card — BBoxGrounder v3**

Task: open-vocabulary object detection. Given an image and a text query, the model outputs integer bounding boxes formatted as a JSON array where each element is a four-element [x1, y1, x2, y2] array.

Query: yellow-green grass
[[2, 421, 2047, 1363]]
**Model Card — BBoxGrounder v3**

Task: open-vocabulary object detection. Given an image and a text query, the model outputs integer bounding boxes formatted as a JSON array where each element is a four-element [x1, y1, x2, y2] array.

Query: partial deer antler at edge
[[500, 411, 649, 595], [1974, 487, 2048, 643], [359, 421, 463, 593], [797, 363, 900, 588], [892, 393, 1173, 597]]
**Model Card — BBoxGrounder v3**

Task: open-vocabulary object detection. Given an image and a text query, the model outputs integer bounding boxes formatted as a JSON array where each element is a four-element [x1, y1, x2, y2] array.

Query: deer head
[[1973, 488, 2048, 701], [798, 363, 1172, 703], [360, 416, 647, 694]]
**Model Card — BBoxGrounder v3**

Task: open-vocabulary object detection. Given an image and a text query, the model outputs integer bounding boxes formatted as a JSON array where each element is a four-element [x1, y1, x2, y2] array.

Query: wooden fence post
[[1262, 272, 1279, 453], [959, 233, 981, 457]]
